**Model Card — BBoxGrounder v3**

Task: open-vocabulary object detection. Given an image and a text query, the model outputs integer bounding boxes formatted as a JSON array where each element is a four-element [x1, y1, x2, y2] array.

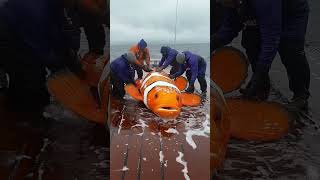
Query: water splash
[[176, 151, 190, 180], [184, 114, 210, 149]]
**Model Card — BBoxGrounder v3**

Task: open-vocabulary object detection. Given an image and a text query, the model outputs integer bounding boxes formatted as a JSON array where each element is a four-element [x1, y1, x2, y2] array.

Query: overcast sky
[[110, 0, 210, 45]]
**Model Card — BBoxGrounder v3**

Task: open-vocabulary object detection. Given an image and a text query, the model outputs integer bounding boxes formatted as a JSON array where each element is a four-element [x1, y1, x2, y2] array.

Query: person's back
[[159, 46, 178, 66], [110, 55, 134, 83], [0, 0, 67, 65]]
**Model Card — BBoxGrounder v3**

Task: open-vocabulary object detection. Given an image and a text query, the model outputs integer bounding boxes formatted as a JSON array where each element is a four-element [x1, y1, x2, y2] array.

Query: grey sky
[[110, 0, 210, 45]]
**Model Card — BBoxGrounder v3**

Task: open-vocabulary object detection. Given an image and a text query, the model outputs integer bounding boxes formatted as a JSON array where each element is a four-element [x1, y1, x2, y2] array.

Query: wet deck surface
[[0, 27, 110, 179], [0, 99, 109, 180], [109, 81, 210, 180]]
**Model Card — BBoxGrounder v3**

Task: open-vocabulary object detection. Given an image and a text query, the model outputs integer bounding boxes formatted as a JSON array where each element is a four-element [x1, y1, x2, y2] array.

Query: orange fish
[[125, 72, 201, 119]]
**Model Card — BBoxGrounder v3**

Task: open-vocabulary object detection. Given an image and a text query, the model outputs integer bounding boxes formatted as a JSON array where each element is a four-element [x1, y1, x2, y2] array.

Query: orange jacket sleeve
[[129, 45, 138, 55]]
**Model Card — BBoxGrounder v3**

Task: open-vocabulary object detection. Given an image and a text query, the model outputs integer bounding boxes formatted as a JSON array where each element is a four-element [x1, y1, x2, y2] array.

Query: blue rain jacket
[[173, 51, 206, 85], [158, 46, 178, 69], [110, 54, 135, 84]]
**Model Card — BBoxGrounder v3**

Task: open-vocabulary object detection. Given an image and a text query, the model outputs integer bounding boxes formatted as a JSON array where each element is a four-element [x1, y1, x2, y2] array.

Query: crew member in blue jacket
[[212, 0, 310, 109], [170, 52, 207, 95], [156, 46, 180, 75], [110, 52, 152, 99], [0, 0, 102, 119]]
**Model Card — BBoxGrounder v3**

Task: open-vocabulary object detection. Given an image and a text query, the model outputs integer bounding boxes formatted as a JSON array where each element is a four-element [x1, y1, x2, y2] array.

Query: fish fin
[[47, 71, 106, 124], [181, 93, 201, 106], [125, 84, 143, 101], [174, 76, 188, 91], [227, 98, 289, 141]]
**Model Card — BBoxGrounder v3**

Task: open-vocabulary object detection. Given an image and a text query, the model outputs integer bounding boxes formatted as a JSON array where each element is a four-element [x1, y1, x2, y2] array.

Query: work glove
[[142, 65, 153, 72], [169, 74, 175, 79], [185, 84, 195, 93], [240, 63, 270, 100], [155, 66, 164, 72]]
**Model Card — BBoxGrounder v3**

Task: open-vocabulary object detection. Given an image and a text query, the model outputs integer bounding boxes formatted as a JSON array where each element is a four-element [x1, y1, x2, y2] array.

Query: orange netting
[[226, 98, 289, 141], [47, 71, 106, 124], [211, 47, 248, 93]]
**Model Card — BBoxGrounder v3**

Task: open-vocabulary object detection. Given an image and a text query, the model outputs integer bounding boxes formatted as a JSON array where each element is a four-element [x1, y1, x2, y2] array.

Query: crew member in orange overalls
[[129, 39, 151, 79]]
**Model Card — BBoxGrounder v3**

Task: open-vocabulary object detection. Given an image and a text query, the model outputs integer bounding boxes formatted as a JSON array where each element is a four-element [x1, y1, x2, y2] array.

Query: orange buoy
[[211, 47, 248, 93], [210, 82, 230, 171], [226, 98, 289, 141]]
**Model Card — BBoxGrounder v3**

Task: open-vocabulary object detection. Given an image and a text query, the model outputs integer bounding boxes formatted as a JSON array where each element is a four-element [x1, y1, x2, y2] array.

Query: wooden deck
[[108, 94, 210, 180], [0, 96, 43, 180]]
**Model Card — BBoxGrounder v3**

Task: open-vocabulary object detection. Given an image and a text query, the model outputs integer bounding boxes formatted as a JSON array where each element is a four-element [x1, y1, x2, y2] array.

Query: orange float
[[226, 98, 289, 141], [211, 46, 248, 93]]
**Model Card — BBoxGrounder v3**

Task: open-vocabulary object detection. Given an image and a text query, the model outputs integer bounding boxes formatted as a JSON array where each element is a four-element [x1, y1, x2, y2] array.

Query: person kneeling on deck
[[170, 52, 207, 96], [0, 0, 102, 121], [130, 39, 151, 80], [156, 46, 180, 75], [110, 52, 152, 99], [212, 0, 310, 110]]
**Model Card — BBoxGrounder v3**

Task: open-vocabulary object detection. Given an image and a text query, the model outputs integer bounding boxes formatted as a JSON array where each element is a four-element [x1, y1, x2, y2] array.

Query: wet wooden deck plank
[[138, 121, 162, 180], [161, 124, 188, 180], [110, 125, 131, 179], [109, 96, 210, 180]]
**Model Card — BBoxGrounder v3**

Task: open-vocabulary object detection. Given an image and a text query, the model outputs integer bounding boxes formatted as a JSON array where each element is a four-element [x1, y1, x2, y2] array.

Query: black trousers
[[186, 70, 208, 93], [133, 64, 143, 79], [0, 18, 50, 113], [242, 26, 310, 98], [66, 9, 106, 55], [110, 71, 125, 99]]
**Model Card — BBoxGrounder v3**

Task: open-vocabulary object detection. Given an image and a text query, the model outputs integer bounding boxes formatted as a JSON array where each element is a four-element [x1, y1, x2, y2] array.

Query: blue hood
[[138, 39, 147, 49], [160, 46, 169, 55]]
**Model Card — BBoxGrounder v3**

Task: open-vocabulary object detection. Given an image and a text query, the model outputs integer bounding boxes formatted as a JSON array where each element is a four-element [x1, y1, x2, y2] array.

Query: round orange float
[[226, 98, 289, 141], [211, 47, 248, 93]]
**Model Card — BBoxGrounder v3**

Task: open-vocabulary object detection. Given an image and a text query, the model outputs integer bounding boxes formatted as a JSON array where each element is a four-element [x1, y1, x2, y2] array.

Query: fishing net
[[47, 71, 106, 124], [211, 47, 248, 93], [226, 98, 289, 141]]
